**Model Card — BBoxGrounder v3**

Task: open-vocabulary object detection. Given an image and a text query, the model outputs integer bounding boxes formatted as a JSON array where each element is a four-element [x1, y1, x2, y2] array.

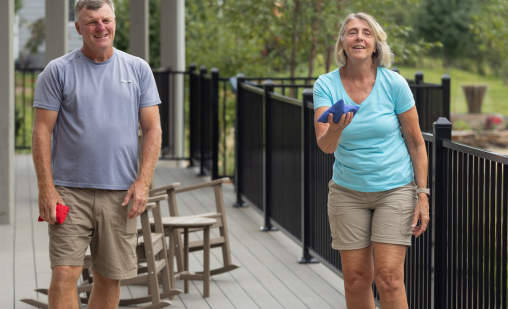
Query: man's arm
[[122, 105, 162, 219], [32, 107, 64, 225]]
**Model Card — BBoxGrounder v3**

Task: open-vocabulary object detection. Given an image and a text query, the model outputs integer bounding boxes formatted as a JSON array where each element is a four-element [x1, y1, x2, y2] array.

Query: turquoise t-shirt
[[313, 67, 415, 192]]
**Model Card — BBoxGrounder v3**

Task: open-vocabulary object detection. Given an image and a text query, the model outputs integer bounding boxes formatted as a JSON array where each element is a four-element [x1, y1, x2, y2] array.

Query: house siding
[[16, 0, 81, 67]]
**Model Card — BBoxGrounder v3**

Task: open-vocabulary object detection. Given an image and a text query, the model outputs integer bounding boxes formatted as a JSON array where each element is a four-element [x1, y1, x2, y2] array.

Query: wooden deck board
[[4, 156, 347, 309], [14, 155, 40, 309], [154, 163, 346, 309]]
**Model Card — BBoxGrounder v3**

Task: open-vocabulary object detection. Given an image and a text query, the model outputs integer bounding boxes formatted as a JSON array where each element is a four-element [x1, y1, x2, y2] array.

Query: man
[[32, 0, 162, 308]]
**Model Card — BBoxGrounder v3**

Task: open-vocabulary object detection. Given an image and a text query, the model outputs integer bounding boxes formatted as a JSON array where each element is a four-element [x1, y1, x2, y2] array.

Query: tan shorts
[[49, 186, 138, 280], [327, 180, 417, 250]]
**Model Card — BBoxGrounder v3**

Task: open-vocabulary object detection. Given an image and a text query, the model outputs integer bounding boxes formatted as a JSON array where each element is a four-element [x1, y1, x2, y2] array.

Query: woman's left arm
[[398, 106, 430, 238]]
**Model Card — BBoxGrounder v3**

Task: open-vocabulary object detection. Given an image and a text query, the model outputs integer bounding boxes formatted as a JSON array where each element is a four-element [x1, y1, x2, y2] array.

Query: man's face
[[75, 4, 116, 53]]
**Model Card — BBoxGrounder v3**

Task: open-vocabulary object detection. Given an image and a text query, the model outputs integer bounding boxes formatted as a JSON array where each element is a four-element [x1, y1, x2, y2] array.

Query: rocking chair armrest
[[149, 182, 181, 196], [145, 202, 157, 210], [147, 194, 169, 203], [175, 178, 230, 194]]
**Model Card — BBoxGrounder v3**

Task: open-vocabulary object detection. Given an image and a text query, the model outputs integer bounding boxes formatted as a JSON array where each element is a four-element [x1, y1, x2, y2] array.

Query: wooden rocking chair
[[21, 194, 181, 309], [149, 178, 240, 277]]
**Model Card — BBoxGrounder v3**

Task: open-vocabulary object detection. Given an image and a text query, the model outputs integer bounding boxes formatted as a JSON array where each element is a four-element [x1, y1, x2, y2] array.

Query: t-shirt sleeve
[[313, 77, 333, 110], [392, 74, 415, 114], [33, 62, 63, 111], [138, 60, 161, 108]]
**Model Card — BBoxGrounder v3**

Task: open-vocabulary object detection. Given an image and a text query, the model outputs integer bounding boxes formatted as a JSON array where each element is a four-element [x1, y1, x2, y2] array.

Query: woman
[[313, 12, 430, 308]]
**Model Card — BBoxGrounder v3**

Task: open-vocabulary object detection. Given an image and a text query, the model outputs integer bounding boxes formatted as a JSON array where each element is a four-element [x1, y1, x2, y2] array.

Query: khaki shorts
[[327, 180, 417, 250], [49, 186, 138, 280]]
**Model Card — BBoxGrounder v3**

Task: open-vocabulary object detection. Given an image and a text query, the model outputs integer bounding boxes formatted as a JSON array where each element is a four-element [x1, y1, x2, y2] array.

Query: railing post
[[198, 66, 207, 176], [441, 74, 451, 120], [188, 63, 197, 167], [415, 71, 424, 84], [211, 68, 220, 180], [233, 74, 248, 207], [298, 89, 318, 263], [431, 117, 452, 309], [260, 80, 278, 232], [414, 71, 426, 131]]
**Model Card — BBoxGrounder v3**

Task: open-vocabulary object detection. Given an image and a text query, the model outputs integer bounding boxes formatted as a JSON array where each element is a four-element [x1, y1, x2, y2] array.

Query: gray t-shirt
[[33, 48, 160, 190]]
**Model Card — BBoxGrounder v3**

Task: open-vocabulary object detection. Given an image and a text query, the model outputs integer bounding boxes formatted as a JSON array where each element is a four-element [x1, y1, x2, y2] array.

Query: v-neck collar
[[338, 66, 379, 106]]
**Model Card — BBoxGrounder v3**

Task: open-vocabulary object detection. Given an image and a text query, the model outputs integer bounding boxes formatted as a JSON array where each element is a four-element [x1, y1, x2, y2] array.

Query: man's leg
[[48, 265, 83, 309], [339, 245, 376, 309], [87, 269, 121, 309], [373, 242, 408, 309]]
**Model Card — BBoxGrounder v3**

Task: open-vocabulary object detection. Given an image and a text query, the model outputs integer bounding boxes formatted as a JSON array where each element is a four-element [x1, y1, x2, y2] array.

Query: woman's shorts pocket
[[328, 206, 340, 240], [399, 201, 416, 236]]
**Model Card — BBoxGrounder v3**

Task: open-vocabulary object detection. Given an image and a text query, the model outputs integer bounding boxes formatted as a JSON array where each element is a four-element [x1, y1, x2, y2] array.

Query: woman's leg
[[373, 242, 408, 309], [339, 245, 376, 309]]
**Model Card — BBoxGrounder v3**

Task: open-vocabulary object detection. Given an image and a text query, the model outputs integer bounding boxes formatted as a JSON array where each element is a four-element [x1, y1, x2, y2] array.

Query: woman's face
[[341, 18, 376, 64]]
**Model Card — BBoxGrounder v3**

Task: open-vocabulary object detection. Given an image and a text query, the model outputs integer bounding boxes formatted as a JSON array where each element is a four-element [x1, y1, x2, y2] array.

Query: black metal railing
[[265, 82, 303, 240], [15, 68, 44, 150], [152, 67, 190, 160], [235, 78, 264, 210], [233, 73, 507, 308], [437, 137, 508, 308], [188, 65, 221, 179]]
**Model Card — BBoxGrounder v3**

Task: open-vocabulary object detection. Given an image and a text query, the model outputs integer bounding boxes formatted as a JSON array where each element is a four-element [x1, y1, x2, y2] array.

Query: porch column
[[45, 0, 68, 64], [160, 0, 185, 162], [129, 0, 149, 61], [0, 0, 15, 224]]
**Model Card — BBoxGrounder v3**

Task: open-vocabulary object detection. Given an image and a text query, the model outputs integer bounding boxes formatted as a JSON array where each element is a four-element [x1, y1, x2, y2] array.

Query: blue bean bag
[[317, 99, 360, 124]]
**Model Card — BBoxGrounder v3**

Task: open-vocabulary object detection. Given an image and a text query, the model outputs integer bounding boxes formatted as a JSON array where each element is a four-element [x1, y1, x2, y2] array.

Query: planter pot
[[461, 85, 488, 114]]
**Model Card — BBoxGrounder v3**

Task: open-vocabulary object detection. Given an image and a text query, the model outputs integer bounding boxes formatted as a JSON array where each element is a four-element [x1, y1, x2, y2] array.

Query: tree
[[112, 0, 438, 77], [113, 0, 161, 68], [15, 0, 23, 13], [472, 0, 508, 84], [414, 0, 473, 67]]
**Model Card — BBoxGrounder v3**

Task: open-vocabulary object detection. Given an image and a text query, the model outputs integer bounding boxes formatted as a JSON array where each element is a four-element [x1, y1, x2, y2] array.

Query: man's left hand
[[122, 180, 149, 219]]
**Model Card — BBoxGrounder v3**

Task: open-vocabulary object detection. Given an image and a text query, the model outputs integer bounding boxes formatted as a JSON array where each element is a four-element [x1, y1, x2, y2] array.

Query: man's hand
[[38, 187, 64, 225], [122, 180, 149, 219], [411, 194, 430, 238]]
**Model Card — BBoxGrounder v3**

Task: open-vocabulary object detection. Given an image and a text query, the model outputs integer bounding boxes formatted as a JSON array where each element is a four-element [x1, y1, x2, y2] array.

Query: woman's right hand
[[315, 109, 355, 154], [327, 112, 354, 132]]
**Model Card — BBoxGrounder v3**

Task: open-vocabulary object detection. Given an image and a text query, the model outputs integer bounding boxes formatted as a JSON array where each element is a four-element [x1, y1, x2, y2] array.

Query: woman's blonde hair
[[334, 12, 393, 68]]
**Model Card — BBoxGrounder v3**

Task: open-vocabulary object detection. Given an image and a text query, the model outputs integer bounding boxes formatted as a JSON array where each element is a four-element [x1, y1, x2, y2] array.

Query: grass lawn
[[396, 66, 508, 116]]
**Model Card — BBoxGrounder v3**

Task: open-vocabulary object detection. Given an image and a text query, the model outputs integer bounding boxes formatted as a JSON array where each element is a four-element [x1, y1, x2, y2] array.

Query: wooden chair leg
[[203, 226, 211, 298], [168, 227, 176, 300], [184, 228, 189, 294]]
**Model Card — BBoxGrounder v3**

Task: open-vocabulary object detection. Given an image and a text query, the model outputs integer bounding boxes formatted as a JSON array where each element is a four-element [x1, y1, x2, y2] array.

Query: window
[[69, 0, 75, 22]]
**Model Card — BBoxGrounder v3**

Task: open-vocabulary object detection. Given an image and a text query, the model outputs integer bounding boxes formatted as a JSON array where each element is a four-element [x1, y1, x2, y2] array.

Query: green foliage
[[397, 65, 508, 115], [24, 18, 45, 54], [149, 0, 160, 67], [111, 0, 439, 76], [414, 0, 474, 66], [453, 120, 471, 131], [471, 0, 508, 84], [15, 0, 23, 13], [113, 0, 129, 53], [113, 0, 160, 67], [15, 104, 23, 139]]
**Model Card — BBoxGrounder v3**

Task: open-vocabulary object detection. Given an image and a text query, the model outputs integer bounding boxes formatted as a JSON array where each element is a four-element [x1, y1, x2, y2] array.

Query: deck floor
[[1, 155, 348, 308]]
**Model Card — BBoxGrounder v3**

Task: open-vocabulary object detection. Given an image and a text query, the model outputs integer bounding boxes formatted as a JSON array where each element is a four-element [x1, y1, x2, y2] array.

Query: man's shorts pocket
[[118, 200, 138, 235]]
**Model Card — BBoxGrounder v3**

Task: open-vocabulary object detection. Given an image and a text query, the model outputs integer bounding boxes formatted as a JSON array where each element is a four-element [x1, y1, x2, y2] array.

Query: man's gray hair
[[74, 0, 115, 19]]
